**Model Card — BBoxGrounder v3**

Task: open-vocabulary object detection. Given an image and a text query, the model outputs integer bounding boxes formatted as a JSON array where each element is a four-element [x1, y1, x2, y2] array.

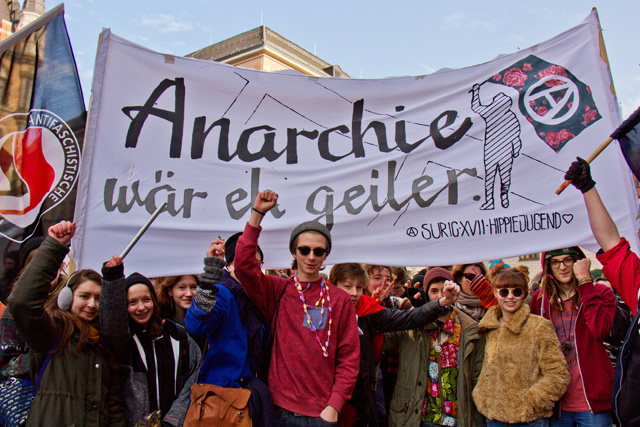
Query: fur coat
[[473, 304, 570, 423]]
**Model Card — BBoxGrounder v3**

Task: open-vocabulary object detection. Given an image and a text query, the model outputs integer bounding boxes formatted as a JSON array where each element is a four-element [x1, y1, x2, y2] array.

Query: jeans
[[275, 407, 338, 426], [488, 419, 549, 427], [550, 410, 612, 427]]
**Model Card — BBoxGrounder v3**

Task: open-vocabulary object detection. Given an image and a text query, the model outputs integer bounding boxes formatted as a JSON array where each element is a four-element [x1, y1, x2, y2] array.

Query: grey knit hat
[[289, 221, 332, 255]]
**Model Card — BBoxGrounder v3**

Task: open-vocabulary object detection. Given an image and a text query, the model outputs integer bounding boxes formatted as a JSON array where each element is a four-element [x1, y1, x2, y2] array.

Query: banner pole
[[555, 137, 614, 195], [120, 201, 168, 260]]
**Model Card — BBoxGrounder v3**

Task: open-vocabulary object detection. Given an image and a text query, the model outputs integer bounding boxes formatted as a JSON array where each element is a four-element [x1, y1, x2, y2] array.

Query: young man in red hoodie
[[234, 190, 360, 425]]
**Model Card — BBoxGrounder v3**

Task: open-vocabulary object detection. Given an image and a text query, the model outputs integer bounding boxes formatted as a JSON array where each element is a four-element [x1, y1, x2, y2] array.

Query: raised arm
[[565, 158, 620, 252], [234, 191, 287, 320], [184, 239, 225, 336], [99, 255, 130, 346], [8, 222, 73, 352], [372, 281, 460, 333]]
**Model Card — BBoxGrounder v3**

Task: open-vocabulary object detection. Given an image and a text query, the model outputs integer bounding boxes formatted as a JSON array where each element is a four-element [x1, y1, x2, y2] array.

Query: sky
[[47, 0, 640, 118]]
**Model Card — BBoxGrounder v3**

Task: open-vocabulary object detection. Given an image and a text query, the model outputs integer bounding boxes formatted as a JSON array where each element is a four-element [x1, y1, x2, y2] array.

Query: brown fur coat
[[473, 304, 570, 423]]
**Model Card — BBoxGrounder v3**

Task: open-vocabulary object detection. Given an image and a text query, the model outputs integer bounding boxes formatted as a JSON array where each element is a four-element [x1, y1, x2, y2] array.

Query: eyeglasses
[[497, 287, 524, 298], [463, 273, 477, 281], [549, 257, 575, 269], [295, 246, 328, 257]]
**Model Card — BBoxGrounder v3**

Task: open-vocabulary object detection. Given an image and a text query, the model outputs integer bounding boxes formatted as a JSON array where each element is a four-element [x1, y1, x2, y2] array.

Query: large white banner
[[74, 11, 639, 275]]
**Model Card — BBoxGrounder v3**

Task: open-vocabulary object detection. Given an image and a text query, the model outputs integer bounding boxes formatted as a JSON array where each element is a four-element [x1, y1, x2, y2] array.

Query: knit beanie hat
[[125, 272, 159, 304], [423, 267, 454, 292], [225, 232, 264, 265], [541, 246, 585, 271], [289, 221, 332, 255]]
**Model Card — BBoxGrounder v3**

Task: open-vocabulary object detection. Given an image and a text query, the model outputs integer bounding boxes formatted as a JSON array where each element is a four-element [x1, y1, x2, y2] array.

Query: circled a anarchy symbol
[[406, 227, 418, 237], [523, 76, 579, 126]]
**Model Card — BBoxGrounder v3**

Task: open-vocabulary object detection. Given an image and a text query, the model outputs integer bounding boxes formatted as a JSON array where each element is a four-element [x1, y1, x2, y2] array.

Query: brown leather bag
[[183, 382, 252, 427]]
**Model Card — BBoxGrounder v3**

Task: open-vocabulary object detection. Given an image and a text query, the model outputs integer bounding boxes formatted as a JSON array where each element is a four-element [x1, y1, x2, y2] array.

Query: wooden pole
[[555, 137, 614, 195]]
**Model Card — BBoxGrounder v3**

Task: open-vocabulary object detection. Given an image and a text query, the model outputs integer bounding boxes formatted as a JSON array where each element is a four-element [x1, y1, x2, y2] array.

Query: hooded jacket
[[530, 280, 615, 414], [596, 237, 640, 425], [100, 268, 201, 427], [473, 304, 570, 423]]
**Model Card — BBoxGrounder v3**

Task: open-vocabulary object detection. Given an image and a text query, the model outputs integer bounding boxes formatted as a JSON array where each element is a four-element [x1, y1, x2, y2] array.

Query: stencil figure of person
[[470, 82, 522, 210]]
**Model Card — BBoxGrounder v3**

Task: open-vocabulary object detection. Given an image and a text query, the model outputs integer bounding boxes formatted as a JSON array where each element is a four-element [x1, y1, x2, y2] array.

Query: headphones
[[57, 271, 79, 310]]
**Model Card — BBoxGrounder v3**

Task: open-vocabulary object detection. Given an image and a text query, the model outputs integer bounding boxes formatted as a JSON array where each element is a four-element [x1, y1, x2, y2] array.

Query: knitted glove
[[199, 256, 225, 290], [469, 274, 497, 309], [564, 157, 595, 193], [193, 287, 218, 312]]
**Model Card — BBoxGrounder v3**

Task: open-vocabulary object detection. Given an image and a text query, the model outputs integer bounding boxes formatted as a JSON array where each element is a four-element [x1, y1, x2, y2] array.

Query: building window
[[519, 253, 540, 261]]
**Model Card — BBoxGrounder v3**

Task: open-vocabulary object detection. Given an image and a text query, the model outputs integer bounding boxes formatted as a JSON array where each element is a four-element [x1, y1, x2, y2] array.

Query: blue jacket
[[185, 272, 252, 387]]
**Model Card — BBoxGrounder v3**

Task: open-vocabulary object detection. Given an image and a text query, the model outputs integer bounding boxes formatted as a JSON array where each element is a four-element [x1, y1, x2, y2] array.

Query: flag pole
[[555, 137, 614, 194], [120, 201, 168, 259], [557, 106, 640, 195]]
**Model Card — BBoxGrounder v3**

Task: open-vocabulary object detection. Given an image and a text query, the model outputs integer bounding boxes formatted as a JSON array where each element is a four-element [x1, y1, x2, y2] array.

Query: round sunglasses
[[497, 287, 524, 298]]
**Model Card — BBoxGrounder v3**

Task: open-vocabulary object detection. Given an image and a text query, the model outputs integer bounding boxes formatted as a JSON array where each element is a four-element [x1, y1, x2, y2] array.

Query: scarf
[[71, 317, 101, 343], [455, 291, 487, 321]]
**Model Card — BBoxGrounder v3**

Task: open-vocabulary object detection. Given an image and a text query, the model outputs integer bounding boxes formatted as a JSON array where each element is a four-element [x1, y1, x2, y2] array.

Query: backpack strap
[[34, 336, 60, 394]]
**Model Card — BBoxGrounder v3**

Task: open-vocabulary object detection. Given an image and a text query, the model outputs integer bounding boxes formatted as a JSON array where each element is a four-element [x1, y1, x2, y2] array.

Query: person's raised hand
[[573, 258, 592, 281], [206, 239, 225, 260], [564, 157, 595, 194], [48, 221, 76, 246], [254, 191, 279, 215], [105, 255, 123, 268], [372, 277, 392, 303], [440, 280, 461, 307]]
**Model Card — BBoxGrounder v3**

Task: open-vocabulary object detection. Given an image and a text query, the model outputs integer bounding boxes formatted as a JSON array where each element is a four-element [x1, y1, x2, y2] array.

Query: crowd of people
[[0, 158, 637, 426]]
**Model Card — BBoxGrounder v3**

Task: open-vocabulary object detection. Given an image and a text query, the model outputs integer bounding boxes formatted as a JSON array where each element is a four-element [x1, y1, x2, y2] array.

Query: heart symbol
[[562, 214, 573, 224]]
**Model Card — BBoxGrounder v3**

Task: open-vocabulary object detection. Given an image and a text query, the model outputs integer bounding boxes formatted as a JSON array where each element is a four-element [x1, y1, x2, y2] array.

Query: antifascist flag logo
[[0, 5, 85, 243], [491, 54, 601, 152], [0, 110, 80, 232]]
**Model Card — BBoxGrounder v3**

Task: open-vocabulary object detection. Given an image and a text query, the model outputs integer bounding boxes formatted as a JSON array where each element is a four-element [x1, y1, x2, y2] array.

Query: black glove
[[564, 157, 595, 193], [101, 262, 124, 281]]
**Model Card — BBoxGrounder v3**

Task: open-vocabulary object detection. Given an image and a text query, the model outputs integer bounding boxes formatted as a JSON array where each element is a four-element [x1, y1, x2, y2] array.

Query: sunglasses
[[463, 273, 477, 281], [295, 246, 328, 257], [497, 287, 524, 298]]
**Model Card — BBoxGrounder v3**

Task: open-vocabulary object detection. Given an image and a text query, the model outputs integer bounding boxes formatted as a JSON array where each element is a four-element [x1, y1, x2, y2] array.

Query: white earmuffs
[[57, 271, 78, 310]]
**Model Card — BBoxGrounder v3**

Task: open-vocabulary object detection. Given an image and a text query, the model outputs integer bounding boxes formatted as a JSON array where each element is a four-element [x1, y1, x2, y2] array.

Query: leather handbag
[[184, 382, 251, 427]]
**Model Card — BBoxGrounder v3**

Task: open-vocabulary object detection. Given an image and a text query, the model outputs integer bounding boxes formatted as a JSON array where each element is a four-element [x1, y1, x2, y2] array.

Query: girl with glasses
[[473, 266, 570, 427], [530, 248, 616, 426]]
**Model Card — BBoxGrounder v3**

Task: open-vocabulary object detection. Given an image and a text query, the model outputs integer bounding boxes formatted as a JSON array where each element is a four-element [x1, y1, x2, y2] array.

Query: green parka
[[7, 237, 126, 427], [384, 309, 486, 427]]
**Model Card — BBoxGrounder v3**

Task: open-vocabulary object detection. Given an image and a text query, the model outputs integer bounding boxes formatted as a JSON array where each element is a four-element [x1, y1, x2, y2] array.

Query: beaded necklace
[[294, 274, 333, 357]]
